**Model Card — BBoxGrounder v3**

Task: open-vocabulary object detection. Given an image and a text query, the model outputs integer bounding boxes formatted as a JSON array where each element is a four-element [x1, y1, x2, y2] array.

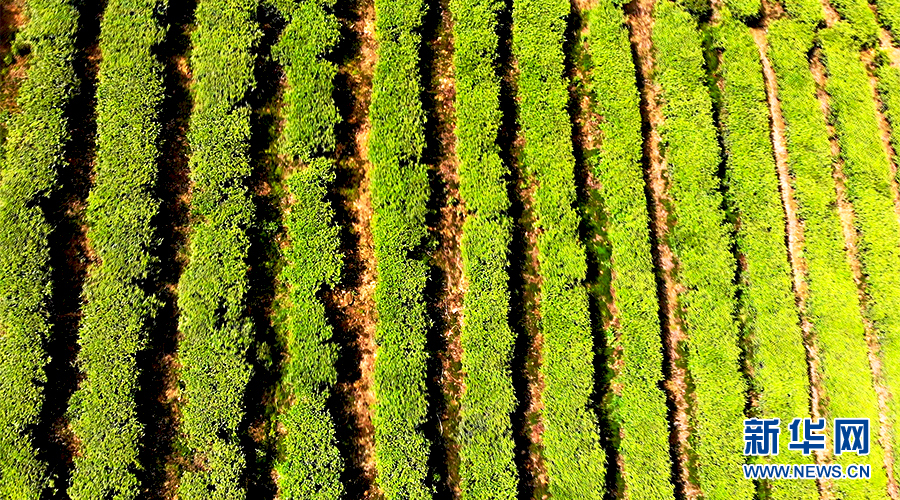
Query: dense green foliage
[[768, 20, 885, 498], [828, 0, 879, 46], [876, 0, 900, 42], [876, 60, 900, 490], [710, 14, 816, 500], [68, 1, 166, 498], [651, 3, 751, 498], [450, 0, 517, 497], [175, 1, 259, 497], [273, 0, 341, 160], [723, 0, 760, 25], [0, 0, 78, 497], [512, 0, 606, 497], [582, 2, 674, 498], [368, 0, 432, 497], [782, 0, 823, 26], [819, 23, 895, 497], [271, 1, 344, 499], [276, 161, 344, 499], [880, 64, 900, 168]]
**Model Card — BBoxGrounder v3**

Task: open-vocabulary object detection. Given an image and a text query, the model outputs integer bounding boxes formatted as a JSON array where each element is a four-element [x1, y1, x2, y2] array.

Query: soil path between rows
[[329, 0, 381, 496], [0, 0, 26, 112], [420, 0, 465, 494], [511, 139, 548, 500], [623, 0, 699, 497]]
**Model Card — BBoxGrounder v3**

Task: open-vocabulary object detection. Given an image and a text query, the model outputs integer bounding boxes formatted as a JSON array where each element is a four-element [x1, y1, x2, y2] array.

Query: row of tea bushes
[[0, 0, 79, 497], [367, 0, 432, 496], [68, 1, 167, 498], [175, 0, 259, 498]]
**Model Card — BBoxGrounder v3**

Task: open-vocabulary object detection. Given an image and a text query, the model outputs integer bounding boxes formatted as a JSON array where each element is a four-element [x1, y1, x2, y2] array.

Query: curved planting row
[[582, 2, 673, 499], [368, 0, 432, 496], [0, 0, 78, 497], [766, 19, 886, 497], [175, 0, 259, 498], [68, 1, 166, 498], [818, 23, 895, 496], [710, 13, 815, 500], [878, 60, 900, 490], [651, 2, 751, 498], [512, 0, 606, 497], [876, 4, 900, 489], [271, 1, 344, 498], [449, 0, 518, 497]]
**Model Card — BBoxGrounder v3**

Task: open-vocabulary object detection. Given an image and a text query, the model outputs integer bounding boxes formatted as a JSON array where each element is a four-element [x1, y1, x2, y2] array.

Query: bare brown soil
[[880, 27, 900, 67], [709, 0, 723, 22], [0, 0, 24, 48], [760, 0, 785, 18], [624, 0, 699, 497], [0, 0, 26, 111], [821, 0, 841, 26], [421, 0, 465, 495], [329, 0, 381, 497], [514, 173, 549, 499]]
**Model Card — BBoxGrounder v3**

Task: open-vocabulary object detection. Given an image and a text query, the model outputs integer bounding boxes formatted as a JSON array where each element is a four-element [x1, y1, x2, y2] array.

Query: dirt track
[[624, 0, 699, 497]]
